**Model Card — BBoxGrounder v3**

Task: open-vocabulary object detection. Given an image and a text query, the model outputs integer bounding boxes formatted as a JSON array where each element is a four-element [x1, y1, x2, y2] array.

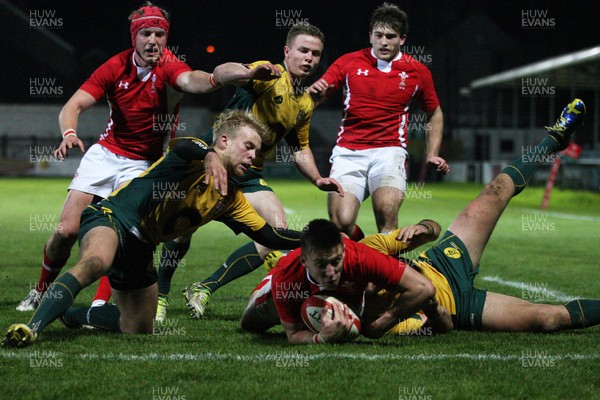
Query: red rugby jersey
[[271, 239, 406, 325], [320, 48, 440, 150], [80, 49, 191, 161]]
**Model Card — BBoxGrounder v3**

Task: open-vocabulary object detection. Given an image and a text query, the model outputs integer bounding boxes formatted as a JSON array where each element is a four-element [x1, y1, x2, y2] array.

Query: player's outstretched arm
[[244, 224, 301, 251], [54, 89, 96, 159], [396, 219, 441, 252], [292, 148, 343, 196], [307, 78, 334, 107], [360, 219, 441, 256], [176, 70, 217, 94], [212, 62, 282, 87]]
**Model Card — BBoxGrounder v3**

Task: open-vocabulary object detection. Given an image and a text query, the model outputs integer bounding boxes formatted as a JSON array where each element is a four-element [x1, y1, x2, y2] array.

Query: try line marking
[[481, 275, 578, 302], [1, 351, 598, 362], [511, 208, 600, 222]]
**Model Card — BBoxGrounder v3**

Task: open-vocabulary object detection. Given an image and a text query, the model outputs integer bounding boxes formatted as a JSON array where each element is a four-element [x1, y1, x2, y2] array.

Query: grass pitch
[[1, 177, 599, 399]]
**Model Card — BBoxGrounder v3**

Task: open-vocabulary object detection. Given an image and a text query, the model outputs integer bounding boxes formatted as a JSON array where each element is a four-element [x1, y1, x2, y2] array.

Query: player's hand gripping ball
[[301, 295, 361, 341]]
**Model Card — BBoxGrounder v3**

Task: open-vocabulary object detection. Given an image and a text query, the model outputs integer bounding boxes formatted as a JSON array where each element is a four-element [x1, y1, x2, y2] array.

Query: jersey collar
[[132, 51, 154, 81], [370, 48, 402, 73], [305, 267, 327, 292]]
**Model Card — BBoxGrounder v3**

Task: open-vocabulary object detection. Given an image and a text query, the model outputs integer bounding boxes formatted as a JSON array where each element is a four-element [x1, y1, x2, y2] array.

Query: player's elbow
[[416, 278, 436, 306]]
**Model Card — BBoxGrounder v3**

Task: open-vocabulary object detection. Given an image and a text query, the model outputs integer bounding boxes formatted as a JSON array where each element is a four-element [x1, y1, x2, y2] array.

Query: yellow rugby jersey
[[98, 138, 267, 245], [210, 60, 313, 168], [359, 230, 457, 321]]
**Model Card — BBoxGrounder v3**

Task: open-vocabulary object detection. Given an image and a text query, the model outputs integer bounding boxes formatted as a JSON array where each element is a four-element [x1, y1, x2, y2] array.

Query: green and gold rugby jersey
[[203, 61, 313, 168], [360, 230, 457, 316], [96, 138, 266, 245]]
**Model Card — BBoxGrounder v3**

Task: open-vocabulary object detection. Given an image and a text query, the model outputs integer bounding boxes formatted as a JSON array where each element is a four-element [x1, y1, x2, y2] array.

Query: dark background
[[5, 0, 600, 111]]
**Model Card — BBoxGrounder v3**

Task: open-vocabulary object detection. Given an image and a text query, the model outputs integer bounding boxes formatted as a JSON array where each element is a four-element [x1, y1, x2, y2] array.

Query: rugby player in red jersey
[[17, 2, 278, 312], [309, 3, 449, 238]]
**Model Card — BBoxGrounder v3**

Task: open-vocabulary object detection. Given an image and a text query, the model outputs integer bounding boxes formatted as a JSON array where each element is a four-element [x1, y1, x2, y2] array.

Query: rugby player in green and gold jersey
[[155, 23, 344, 321], [3, 110, 304, 347], [363, 99, 600, 336]]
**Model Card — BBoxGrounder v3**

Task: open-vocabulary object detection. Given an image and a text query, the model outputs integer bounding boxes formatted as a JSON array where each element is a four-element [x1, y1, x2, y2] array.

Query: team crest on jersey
[[398, 71, 409, 90], [443, 247, 461, 259], [151, 74, 157, 94]]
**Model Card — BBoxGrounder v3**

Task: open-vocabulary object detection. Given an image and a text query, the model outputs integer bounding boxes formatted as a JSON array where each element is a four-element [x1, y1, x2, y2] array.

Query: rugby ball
[[300, 295, 361, 341]]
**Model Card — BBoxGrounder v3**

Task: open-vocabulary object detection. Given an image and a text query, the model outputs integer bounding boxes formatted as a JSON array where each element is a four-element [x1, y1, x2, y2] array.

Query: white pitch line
[[1, 351, 598, 362], [511, 208, 600, 222], [481, 276, 579, 302], [283, 207, 296, 215]]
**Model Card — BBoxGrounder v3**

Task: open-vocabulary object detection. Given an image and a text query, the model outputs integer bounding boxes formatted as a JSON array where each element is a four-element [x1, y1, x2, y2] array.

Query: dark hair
[[128, 2, 170, 22], [300, 219, 343, 256], [369, 2, 408, 37], [286, 23, 325, 46]]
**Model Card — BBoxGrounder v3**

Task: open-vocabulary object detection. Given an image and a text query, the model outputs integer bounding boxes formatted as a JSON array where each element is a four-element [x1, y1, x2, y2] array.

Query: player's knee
[[120, 319, 153, 334], [537, 306, 568, 332], [330, 216, 354, 236], [53, 223, 79, 244], [481, 180, 512, 203], [75, 256, 110, 283]]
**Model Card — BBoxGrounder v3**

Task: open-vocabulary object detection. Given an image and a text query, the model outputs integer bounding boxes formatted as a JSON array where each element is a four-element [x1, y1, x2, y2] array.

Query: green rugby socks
[[565, 300, 600, 329], [201, 242, 262, 293], [158, 240, 191, 296], [501, 136, 559, 196], [28, 272, 82, 334], [63, 303, 121, 332]]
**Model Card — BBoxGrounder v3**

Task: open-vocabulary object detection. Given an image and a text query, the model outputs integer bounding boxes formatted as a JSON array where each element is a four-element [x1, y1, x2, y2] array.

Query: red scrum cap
[[130, 5, 170, 47]]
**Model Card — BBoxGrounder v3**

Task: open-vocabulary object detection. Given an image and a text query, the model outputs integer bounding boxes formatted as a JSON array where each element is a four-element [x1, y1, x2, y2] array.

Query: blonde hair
[[212, 110, 273, 145]]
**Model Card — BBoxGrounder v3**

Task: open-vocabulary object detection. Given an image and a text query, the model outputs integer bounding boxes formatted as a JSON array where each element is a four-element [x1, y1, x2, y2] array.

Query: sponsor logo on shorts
[[443, 247, 461, 259], [259, 179, 269, 187]]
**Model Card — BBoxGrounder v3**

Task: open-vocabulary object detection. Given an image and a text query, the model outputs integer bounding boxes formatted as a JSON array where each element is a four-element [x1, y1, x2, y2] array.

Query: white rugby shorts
[[68, 143, 152, 198], [329, 145, 408, 202]]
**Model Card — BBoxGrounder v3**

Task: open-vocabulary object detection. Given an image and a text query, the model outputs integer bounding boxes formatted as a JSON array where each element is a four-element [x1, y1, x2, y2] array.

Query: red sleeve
[[414, 64, 440, 113], [319, 54, 349, 96], [161, 50, 192, 90], [79, 56, 119, 101], [271, 254, 307, 325], [346, 240, 406, 288]]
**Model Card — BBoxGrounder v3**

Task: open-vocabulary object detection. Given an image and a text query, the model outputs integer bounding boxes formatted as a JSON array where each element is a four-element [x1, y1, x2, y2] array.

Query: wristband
[[312, 333, 327, 344], [62, 129, 77, 139], [209, 74, 222, 88]]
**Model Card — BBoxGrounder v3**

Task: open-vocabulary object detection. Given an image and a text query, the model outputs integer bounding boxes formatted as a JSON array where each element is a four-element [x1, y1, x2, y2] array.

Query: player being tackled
[[364, 99, 600, 335]]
